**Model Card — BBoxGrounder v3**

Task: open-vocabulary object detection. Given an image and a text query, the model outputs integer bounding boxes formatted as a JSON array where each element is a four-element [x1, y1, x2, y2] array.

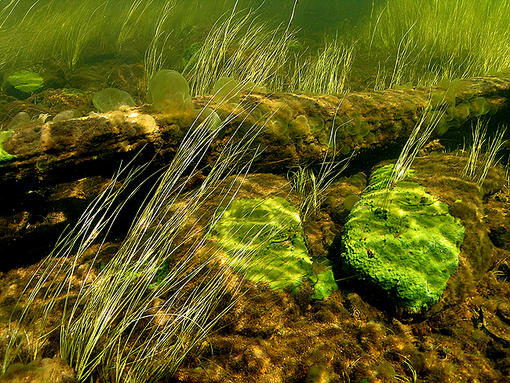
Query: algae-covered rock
[[149, 69, 193, 113], [340, 164, 464, 313], [0, 130, 16, 163], [211, 197, 337, 299], [211, 76, 241, 104], [5, 70, 44, 99], [289, 115, 311, 137], [92, 88, 135, 112]]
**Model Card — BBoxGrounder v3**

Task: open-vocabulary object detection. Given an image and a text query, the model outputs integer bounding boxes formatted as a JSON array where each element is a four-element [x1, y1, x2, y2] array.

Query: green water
[[0, 0, 509, 97]]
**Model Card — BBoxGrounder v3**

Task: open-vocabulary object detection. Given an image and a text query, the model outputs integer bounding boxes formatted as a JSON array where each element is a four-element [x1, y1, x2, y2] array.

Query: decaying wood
[[1, 73, 509, 192], [0, 74, 509, 268]]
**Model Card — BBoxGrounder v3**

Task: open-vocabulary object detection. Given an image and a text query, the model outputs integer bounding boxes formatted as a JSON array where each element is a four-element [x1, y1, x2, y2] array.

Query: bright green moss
[[211, 197, 337, 299], [6, 70, 44, 95], [341, 164, 464, 313], [0, 130, 16, 163]]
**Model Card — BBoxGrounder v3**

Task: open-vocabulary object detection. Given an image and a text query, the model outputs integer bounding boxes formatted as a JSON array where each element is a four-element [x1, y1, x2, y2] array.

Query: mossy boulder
[[0, 130, 15, 163], [340, 164, 464, 313], [149, 69, 193, 113], [5, 70, 44, 99], [211, 197, 337, 299], [92, 88, 136, 112]]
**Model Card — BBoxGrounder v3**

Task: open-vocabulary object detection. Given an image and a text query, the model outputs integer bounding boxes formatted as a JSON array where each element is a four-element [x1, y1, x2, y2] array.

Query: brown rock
[[0, 358, 76, 383]]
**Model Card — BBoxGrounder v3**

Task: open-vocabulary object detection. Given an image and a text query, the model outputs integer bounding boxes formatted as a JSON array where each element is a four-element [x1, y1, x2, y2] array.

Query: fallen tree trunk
[[1, 73, 509, 192], [0, 74, 509, 269]]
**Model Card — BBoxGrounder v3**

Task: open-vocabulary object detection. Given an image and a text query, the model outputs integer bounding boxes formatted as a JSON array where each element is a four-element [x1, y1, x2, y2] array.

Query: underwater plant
[[92, 88, 136, 112], [289, 108, 353, 222], [462, 119, 508, 186], [290, 36, 354, 95], [0, 0, 229, 72], [143, 0, 176, 85], [184, 4, 295, 95], [386, 105, 445, 188], [365, 0, 510, 87], [148, 69, 193, 112], [4, 70, 44, 98], [0, 90, 272, 382]]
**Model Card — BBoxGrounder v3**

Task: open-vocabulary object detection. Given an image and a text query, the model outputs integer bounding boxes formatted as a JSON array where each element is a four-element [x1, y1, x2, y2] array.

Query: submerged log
[[1, 73, 509, 193], [0, 74, 509, 269]]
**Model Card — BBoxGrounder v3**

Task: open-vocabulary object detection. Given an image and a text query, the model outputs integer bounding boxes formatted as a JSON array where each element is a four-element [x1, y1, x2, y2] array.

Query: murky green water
[[1, 0, 509, 97]]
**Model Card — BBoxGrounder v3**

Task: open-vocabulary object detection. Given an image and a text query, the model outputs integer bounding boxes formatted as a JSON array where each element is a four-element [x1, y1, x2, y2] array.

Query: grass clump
[[290, 36, 354, 95], [387, 106, 445, 188], [0, 0, 228, 72], [365, 0, 510, 88], [184, 4, 296, 96], [289, 109, 353, 222], [1, 94, 273, 382], [462, 119, 508, 186]]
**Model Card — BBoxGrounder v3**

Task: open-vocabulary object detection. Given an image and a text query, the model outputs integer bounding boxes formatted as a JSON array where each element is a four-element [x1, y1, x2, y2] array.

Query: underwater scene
[[0, 0, 509, 382]]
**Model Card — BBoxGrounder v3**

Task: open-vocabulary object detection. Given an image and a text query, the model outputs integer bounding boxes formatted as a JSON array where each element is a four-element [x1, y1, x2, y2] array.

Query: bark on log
[[0, 74, 509, 269], [1, 74, 509, 193]]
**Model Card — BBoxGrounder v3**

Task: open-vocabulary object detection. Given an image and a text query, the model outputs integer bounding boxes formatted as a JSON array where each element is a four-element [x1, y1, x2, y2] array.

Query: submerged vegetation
[[1, 0, 509, 96], [366, 0, 510, 87], [0, 1, 509, 382], [1, 87, 272, 381]]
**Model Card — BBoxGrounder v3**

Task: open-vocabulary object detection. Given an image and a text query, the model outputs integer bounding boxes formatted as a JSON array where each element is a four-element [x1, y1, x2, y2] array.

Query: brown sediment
[[0, 154, 507, 382]]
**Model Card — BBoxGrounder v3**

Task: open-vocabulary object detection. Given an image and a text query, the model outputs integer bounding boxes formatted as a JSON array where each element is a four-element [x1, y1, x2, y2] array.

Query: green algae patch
[[6, 70, 44, 98], [149, 69, 193, 113], [341, 164, 464, 313], [211, 197, 337, 299], [0, 130, 16, 163]]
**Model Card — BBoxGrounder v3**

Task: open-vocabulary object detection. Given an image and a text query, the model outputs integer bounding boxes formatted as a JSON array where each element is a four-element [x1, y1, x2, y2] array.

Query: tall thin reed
[[290, 36, 354, 94], [184, 3, 295, 95], [2, 91, 288, 382]]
